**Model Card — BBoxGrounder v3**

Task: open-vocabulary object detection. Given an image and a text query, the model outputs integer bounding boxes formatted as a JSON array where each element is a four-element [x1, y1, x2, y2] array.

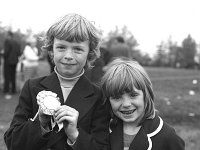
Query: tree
[[167, 36, 178, 67], [153, 41, 169, 66]]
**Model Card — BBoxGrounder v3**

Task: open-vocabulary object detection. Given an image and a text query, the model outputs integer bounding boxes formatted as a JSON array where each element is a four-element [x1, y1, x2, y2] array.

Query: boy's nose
[[64, 49, 74, 60]]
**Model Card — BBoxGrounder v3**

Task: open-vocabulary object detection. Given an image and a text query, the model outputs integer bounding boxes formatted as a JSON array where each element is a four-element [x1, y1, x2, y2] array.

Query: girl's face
[[53, 38, 89, 78], [109, 89, 145, 125]]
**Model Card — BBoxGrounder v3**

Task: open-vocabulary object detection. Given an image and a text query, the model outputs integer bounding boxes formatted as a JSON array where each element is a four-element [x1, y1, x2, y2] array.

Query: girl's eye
[[111, 95, 122, 101], [129, 93, 139, 98]]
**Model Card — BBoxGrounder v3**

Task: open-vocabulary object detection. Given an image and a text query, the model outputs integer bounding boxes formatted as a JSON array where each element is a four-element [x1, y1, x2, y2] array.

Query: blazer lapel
[[110, 119, 149, 150], [64, 75, 96, 122], [39, 72, 64, 104], [128, 127, 149, 150], [32, 72, 66, 148], [45, 75, 96, 148], [129, 116, 161, 150], [110, 120, 123, 150]]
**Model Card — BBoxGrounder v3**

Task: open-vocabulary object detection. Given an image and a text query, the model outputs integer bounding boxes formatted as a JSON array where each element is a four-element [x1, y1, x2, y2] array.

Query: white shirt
[[23, 45, 39, 67]]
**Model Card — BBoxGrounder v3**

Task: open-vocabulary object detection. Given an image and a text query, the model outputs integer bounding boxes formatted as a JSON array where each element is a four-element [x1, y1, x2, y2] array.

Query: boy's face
[[53, 38, 89, 78], [109, 89, 145, 125]]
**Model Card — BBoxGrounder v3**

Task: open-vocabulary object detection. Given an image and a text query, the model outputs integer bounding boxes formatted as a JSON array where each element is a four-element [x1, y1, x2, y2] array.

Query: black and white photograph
[[0, 0, 199, 150]]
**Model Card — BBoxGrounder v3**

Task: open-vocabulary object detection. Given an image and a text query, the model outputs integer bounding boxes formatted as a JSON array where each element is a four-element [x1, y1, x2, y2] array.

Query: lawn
[[146, 67, 200, 150], [0, 61, 200, 150]]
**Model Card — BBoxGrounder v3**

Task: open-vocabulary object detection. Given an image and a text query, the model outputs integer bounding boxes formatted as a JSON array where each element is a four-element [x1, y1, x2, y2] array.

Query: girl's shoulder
[[146, 116, 185, 147]]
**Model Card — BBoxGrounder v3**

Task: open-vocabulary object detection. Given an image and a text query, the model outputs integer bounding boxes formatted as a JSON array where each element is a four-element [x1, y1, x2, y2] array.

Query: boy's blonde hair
[[42, 13, 102, 69], [101, 57, 155, 123]]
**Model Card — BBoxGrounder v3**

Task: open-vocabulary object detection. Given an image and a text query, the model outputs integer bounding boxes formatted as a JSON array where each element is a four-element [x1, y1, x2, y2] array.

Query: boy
[[4, 13, 110, 150]]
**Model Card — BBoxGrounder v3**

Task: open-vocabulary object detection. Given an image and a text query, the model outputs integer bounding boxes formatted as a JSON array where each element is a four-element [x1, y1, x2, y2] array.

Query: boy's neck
[[54, 66, 84, 80]]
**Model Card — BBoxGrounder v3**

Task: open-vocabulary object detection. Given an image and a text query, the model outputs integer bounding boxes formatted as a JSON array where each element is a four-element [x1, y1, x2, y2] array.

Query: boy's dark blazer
[[4, 72, 110, 150]]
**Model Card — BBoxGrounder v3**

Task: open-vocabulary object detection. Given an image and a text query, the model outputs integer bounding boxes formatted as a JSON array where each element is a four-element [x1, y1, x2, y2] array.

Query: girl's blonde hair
[[42, 13, 102, 69], [101, 57, 155, 124]]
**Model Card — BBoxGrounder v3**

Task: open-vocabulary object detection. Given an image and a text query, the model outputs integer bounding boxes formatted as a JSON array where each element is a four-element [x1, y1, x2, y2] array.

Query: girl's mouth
[[120, 109, 136, 115]]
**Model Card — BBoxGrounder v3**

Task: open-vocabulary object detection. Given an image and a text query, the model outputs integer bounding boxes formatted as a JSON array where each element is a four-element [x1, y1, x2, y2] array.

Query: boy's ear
[[48, 51, 54, 58], [48, 51, 54, 63]]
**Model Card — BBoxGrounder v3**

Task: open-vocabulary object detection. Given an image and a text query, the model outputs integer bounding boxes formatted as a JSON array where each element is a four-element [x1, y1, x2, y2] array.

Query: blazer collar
[[38, 72, 96, 122], [32, 72, 64, 104], [110, 120, 123, 150], [129, 115, 163, 150], [110, 115, 163, 150]]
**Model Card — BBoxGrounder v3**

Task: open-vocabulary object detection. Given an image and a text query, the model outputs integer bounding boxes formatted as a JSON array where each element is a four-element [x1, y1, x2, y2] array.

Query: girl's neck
[[123, 122, 141, 135], [123, 111, 145, 135]]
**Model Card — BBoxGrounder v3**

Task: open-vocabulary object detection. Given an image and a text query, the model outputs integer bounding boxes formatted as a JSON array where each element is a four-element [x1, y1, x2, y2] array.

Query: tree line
[[0, 23, 199, 69], [104, 26, 200, 69]]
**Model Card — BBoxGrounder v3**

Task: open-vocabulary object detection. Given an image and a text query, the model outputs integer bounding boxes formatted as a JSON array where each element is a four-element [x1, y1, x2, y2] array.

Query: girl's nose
[[122, 98, 131, 107]]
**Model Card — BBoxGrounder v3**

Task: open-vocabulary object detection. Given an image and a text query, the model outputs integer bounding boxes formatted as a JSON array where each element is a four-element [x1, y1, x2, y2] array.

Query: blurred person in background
[[102, 36, 132, 71], [85, 45, 106, 85], [22, 36, 40, 82], [106, 36, 131, 64], [0, 49, 4, 90], [101, 57, 185, 150], [3, 31, 21, 99]]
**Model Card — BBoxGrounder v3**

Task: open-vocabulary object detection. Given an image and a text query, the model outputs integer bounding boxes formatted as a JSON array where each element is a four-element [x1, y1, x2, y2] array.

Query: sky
[[0, 0, 200, 56]]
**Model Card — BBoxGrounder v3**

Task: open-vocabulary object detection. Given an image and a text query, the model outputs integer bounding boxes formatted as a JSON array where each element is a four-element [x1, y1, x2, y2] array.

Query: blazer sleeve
[[4, 80, 50, 150], [166, 128, 185, 150], [73, 89, 111, 150]]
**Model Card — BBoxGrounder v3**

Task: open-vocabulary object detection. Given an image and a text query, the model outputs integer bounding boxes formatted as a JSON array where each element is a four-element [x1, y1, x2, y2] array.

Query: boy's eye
[[74, 47, 83, 52], [56, 46, 65, 50]]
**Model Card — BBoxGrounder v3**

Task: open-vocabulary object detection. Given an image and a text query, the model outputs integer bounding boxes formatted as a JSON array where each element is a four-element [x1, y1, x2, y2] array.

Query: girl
[[101, 57, 185, 150]]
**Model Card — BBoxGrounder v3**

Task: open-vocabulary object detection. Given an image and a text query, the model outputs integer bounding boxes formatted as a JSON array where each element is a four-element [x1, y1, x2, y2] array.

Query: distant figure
[[106, 36, 132, 64], [0, 49, 4, 89], [3, 31, 21, 99], [85, 46, 106, 85], [22, 36, 40, 82]]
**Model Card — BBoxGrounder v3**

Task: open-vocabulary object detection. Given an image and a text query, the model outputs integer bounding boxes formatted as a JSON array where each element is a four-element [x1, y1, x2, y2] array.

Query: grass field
[[146, 67, 200, 150], [0, 61, 200, 150]]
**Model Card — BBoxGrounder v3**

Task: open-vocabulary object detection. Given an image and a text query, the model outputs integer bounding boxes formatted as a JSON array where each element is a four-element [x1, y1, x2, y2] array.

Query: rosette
[[30, 90, 63, 132], [37, 90, 61, 115]]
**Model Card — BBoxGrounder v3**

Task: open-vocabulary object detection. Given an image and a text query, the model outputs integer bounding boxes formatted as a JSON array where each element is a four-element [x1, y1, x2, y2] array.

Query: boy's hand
[[54, 105, 79, 142]]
